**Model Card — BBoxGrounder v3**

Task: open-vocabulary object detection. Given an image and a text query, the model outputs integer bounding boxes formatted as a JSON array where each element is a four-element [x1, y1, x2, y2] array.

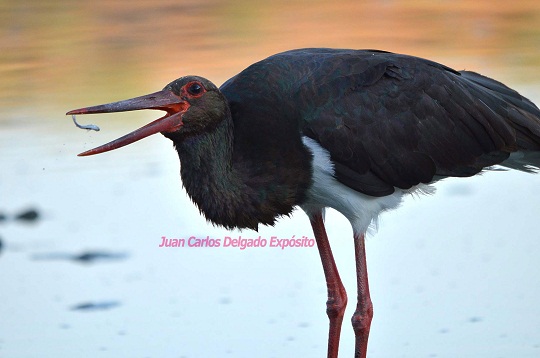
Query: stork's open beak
[[67, 89, 189, 156]]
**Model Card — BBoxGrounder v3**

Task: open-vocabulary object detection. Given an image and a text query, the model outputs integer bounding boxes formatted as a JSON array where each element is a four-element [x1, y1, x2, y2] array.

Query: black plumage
[[68, 48, 540, 358], [222, 48, 540, 196]]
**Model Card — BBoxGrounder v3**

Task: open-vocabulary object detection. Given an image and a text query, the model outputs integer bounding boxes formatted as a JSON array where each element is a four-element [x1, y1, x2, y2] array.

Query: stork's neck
[[171, 114, 312, 230]]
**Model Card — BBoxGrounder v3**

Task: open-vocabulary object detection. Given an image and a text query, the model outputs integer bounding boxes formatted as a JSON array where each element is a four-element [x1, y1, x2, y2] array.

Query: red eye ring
[[187, 82, 203, 96]]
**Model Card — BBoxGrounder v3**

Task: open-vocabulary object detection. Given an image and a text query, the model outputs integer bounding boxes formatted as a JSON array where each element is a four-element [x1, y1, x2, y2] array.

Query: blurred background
[[2, 1, 540, 357]]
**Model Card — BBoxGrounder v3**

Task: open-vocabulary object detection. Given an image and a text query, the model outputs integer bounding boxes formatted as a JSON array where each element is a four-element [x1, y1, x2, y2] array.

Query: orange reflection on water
[[1, 0, 540, 116]]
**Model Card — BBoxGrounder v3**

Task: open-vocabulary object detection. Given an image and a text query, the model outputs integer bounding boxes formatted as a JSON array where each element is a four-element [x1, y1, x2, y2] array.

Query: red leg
[[351, 233, 373, 358], [310, 211, 348, 358]]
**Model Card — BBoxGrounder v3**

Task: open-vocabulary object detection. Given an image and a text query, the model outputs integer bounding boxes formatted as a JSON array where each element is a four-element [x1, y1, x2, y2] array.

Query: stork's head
[[67, 76, 228, 156]]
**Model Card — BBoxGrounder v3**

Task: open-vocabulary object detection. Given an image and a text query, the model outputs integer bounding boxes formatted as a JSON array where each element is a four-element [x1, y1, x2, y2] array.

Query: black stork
[[67, 48, 540, 358]]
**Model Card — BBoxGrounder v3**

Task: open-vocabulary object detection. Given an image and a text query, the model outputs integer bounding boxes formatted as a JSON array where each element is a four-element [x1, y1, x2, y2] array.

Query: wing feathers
[[298, 50, 540, 196]]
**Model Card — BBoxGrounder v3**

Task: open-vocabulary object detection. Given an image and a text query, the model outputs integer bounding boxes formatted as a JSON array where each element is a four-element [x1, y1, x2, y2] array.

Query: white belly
[[300, 136, 434, 235]]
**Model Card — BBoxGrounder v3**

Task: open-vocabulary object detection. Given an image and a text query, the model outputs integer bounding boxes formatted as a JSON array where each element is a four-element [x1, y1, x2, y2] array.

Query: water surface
[[2, 1, 540, 357]]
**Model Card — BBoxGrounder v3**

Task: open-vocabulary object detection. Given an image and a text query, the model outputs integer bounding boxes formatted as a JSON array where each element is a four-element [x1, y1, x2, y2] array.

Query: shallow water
[[2, 1, 540, 357]]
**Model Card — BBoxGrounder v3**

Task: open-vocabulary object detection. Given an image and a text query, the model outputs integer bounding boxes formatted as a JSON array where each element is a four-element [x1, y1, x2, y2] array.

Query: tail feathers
[[508, 107, 540, 150], [461, 71, 540, 151], [499, 151, 540, 173]]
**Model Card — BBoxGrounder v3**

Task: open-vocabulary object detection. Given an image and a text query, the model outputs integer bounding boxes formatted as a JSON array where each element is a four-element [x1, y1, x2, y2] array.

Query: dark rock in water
[[32, 250, 128, 264], [0, 237, 3, 254], [74, 251, 128, 263], [468, 316, 483, 323], [0, 212, 6, 222], [71, 301, 121, 311], [15, 208, 40, 222]]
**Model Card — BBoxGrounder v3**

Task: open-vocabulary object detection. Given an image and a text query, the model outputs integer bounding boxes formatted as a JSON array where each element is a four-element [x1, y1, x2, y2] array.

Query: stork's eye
[[187, 82, 203, 96]]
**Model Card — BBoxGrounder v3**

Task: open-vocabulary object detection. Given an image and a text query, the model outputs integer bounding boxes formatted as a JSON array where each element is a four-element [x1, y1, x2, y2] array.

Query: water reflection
[[2, 0, 540, 114]]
